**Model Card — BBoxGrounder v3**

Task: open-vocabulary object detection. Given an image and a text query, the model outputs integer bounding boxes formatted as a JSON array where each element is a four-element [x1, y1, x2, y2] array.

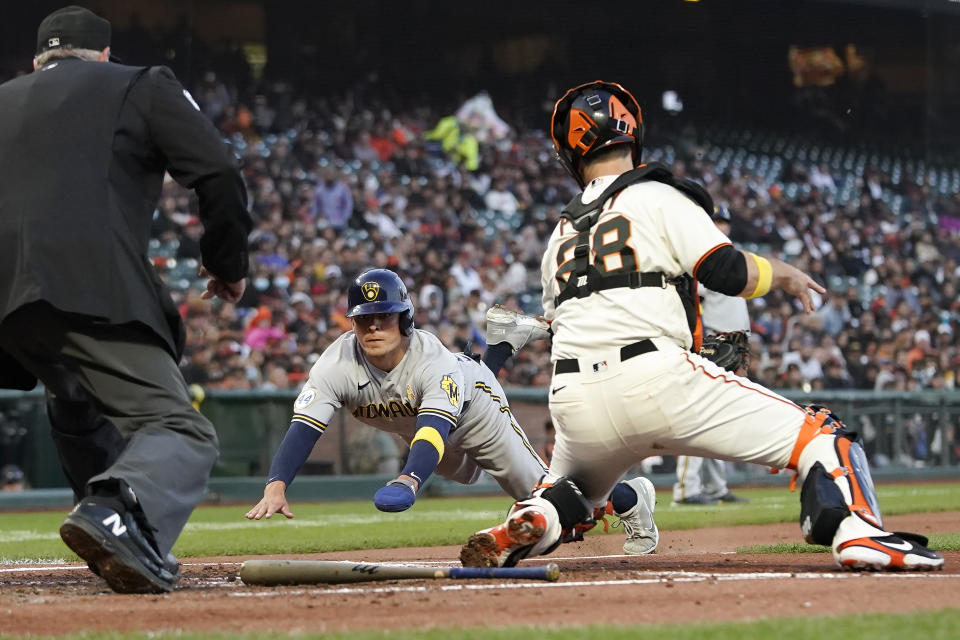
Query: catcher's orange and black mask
[[550, 80, 644, 187]]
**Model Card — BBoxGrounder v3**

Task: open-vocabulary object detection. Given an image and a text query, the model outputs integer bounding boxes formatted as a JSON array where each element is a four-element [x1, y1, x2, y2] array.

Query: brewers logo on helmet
[[551, 80, 644, 188], [361, 281, 381, 301], [345, 268, 416, 335]]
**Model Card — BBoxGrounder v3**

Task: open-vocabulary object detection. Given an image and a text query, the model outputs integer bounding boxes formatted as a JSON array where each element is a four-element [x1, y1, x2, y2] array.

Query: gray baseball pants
[[0, 302, 217, 554]]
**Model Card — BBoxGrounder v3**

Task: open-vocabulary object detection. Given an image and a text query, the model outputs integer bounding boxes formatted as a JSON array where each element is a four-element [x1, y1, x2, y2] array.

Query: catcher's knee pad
[[791, 406, 883, 543], [534, 476, 595, 531]]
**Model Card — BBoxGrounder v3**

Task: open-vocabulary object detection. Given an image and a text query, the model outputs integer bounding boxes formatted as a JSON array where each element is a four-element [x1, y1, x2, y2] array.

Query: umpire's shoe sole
[[87, 551, 182, 583], [60, 501, 176, 594]]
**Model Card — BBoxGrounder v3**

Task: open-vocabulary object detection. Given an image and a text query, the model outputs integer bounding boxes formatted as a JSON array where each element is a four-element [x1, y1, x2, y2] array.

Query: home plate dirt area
[[1, 512, 957, 636]]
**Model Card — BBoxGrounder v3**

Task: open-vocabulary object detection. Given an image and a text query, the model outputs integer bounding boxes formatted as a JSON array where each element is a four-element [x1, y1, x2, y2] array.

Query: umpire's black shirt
[[0, 58, 251, 372]]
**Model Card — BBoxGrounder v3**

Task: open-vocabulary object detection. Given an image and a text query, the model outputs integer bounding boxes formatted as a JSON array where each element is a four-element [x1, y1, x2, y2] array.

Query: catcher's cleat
[[60, 498, 178, 594], [484, 305, 550, 353], [834, 532, 944, 571], [615, 477, 659, 555], [459, 507, 547, 568]]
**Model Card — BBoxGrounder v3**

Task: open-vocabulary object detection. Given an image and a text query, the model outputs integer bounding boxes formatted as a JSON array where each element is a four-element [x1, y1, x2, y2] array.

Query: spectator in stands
[[311, 164, 354, 229], [820, 294, 852, 336], [782, 335, 825, 383]]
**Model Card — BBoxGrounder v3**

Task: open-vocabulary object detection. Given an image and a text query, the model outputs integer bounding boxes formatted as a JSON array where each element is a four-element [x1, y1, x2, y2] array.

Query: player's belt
[[553, 339, 657, 374]]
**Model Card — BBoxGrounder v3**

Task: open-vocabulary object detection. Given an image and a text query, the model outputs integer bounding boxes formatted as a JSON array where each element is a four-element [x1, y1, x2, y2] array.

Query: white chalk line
[[5, 555, 957, 598], [229, 570, 960, 598], [0, 553, 675, 574]]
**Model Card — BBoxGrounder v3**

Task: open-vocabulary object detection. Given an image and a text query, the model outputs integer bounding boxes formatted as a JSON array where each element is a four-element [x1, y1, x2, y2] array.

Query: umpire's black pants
[[0, 302, 218, 555]]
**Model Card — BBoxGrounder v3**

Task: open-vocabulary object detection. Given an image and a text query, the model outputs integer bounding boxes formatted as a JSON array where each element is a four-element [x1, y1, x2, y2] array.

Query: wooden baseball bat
[[239, 559, 560, 585]]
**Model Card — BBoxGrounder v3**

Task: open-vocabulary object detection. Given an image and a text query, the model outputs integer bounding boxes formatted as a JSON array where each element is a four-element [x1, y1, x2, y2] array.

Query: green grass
[[739, 533, 960, 554], [2, 609, 960, 640], [1, 482, 958, 563], [658, 482, 960, 529]]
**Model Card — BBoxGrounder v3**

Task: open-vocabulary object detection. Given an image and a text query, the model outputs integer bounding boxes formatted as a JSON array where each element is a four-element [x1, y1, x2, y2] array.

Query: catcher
[[460, 80, 942, 572], [673, 205, 750, 505]]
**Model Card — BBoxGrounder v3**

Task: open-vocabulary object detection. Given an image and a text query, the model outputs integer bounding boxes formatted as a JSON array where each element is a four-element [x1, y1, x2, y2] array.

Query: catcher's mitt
[[698, 331, 750, 373]]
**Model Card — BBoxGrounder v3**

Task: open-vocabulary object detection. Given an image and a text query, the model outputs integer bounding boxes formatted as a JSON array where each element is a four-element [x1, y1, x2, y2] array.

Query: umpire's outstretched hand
[[199, 266, 245, 303], [246, 480, 294, 520]]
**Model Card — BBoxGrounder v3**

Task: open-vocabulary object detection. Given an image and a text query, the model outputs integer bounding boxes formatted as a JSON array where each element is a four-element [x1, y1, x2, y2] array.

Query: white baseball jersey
[[292, 329, 546, 498], [536, 175, 806, 509], [541, 178, 731, 359]]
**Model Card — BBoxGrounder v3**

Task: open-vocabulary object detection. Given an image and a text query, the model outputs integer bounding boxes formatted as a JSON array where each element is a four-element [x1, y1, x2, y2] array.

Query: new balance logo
[[102, 513, 127, 536]]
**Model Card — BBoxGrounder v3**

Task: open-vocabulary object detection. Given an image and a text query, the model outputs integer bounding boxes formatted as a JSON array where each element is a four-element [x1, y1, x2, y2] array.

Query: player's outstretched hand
[[773, 259, 825, 314], [245, 480, 294, 520], [199, 266, 245, 303], [374, 476, 418, 512]]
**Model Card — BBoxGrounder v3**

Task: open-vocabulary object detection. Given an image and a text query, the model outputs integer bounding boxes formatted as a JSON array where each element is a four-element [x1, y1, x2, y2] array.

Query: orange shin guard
[[791, 406, 883, 544]]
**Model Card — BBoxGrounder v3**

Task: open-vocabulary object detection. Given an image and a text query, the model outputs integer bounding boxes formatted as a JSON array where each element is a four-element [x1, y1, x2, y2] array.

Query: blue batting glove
[[374, 481, 416, 512]]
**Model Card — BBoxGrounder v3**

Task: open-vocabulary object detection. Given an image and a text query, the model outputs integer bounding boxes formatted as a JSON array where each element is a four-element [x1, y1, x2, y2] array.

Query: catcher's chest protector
[[556, 163, 712, 350]]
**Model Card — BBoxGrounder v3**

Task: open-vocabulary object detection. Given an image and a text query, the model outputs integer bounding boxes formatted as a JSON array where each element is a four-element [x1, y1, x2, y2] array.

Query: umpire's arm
[[141, 66, 251, 288]]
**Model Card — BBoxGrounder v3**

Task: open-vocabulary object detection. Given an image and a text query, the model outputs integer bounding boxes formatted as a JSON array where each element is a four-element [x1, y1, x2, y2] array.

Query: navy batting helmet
[[346, 268, 415, 335], [551, 80, 644, 188]]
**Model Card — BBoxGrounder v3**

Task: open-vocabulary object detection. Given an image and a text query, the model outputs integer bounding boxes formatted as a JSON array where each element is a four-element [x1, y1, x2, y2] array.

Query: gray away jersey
[[292, 329, 493, 442]]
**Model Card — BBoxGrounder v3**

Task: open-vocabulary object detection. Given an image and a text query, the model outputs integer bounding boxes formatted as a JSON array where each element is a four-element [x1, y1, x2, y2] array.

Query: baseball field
[[1, 481, 958, 638]]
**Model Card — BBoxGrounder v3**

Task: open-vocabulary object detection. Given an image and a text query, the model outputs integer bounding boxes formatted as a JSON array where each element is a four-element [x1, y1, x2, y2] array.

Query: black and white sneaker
[[60, 497, 178, 593]]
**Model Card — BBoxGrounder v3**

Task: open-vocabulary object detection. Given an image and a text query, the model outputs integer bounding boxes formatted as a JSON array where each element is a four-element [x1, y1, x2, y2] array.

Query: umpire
[[0, 6, 251, 593]]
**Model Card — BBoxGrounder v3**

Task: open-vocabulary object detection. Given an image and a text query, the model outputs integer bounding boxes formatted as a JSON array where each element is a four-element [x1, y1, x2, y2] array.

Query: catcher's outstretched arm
[[695, 244, 824, 313], [741, 252, 824, 313]]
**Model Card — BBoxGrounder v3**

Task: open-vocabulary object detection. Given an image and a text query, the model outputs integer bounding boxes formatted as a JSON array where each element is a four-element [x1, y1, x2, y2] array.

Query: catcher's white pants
[[546, 337, 803, 506], [509, 338, 890, 560]]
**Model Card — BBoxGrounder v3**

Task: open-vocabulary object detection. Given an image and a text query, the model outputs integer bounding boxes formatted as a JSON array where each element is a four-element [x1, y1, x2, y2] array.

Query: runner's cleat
[[485, 305, 551, 353], [459, 507, 547, 568]]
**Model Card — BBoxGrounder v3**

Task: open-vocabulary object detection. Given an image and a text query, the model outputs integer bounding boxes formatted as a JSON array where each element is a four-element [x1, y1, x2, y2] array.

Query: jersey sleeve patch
[[294, 387, 318, 411], [440, 375, 459, 407]]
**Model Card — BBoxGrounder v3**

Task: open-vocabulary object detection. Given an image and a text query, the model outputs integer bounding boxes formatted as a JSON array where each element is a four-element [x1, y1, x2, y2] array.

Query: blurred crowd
[[150, 76, 960, 401]]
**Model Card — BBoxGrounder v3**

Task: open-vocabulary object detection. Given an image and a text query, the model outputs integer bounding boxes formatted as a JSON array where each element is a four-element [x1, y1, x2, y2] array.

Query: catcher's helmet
[[345, 268, 415, 335], [712, 204, 732, 223], [551, 80, 643, 188]]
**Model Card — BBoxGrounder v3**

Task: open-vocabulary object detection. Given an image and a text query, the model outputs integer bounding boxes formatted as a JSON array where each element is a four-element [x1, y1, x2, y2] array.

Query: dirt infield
[[1, 511, 957, 636]]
